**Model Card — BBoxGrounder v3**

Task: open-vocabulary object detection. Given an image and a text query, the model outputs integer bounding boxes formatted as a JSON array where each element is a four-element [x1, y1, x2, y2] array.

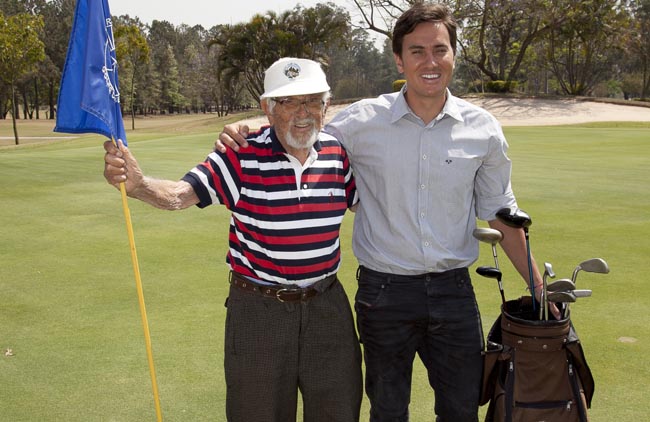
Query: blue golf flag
[[54, 0, 128, 145]]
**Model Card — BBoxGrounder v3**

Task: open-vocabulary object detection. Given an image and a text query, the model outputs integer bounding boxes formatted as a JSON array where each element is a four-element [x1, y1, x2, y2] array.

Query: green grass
[[1, 117, 649, 421]]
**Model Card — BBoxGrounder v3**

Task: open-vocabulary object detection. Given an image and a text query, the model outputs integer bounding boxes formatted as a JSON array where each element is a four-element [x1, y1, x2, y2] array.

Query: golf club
[[571, 258, 610, 283], [476, 266, 506, 306], [548, 290, 593, 318], [546, 278, 575, 292], [542, 262, 555, 320], [547, 290, 576, 319], [566, 289, 593, 318], [547, 290, 577, 303], [573, 289, 592, 298], [548, 291, 576, 319], [473, 228, 504, 269], [496, 207, 535, 311]]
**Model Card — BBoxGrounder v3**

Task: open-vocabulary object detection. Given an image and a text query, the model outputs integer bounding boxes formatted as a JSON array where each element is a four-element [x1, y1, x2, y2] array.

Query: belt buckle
[[276, 287, 301, 302]]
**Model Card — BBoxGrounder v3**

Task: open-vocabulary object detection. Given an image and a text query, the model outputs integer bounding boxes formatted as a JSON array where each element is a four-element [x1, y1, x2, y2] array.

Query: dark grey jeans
[[224, 276, 362, 422], [355, 266, 484, 422]]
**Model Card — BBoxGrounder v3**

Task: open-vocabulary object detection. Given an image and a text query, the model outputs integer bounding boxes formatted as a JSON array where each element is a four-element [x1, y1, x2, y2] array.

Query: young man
[[216, 4, 550, 421], [103, 58, 362, 422]]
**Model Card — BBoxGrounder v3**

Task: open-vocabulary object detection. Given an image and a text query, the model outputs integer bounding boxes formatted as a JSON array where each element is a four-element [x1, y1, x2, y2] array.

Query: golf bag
[[481, 297, 595, 422]]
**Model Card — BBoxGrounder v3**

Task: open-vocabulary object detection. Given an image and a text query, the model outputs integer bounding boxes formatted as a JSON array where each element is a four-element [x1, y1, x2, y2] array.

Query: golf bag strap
[[568, 355, 589, 422], [505, 358, 514, 422], [566, 341, 595, 407]]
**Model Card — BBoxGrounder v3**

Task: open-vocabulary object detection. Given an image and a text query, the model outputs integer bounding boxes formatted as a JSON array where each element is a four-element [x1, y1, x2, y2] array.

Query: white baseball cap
[[260, 58, 330, 99]]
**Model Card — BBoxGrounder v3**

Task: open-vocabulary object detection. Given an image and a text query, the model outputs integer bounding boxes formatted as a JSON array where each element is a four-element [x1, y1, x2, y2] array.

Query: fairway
[[1, 115, 649, 421]]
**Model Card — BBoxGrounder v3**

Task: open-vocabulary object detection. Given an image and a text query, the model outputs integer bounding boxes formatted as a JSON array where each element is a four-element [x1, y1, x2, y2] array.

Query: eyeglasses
[[272, 97, 325, 114]]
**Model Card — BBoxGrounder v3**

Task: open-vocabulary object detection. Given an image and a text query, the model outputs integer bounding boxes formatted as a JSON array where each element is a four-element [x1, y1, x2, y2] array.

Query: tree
[[205, 25, 247, 116], [328, 28, 396, 98], [214, 11, 313, 101], [626, 0, 650, 99], [114, 17, 150, 128], [291, 3, 351, 60], [211, 4, 351, 101], [545, 0, 627, 95], [175, 24, 208, 113], [38, 0, 74, 120], [457, 0, 560, 89], [0, 12, 45, 144], [351, 0, 415, 39], [147, 20, 186, 114], [351, 0, 555, 90], [158, 44, 184, 113]]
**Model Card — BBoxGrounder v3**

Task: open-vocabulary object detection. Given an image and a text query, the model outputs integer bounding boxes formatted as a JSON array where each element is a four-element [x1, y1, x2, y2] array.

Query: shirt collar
[[389, 89, 412, 123], [390, 86, 463, 124], [442, 91, 463, 123]]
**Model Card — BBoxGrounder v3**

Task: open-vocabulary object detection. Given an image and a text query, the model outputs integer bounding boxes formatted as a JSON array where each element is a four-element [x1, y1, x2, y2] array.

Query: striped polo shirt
[[182, 126, 357, 287]]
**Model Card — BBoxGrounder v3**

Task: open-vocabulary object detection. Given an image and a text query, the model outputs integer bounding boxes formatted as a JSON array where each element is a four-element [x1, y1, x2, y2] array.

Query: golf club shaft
[[498, 280, 506, 306], [539, 262, 554, 321], [524, 231, 536, 312]]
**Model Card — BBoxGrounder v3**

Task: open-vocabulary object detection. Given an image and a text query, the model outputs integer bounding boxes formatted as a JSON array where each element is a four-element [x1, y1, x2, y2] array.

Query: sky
[[108, 0, 361, 29]]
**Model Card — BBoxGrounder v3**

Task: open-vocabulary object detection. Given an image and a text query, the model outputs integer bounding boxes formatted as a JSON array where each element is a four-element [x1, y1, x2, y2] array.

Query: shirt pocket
[[433, 153, 481, 205]]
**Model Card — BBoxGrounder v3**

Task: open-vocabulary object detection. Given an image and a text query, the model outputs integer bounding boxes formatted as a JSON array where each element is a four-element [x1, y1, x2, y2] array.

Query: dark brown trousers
[[224, 275, 362, 422]]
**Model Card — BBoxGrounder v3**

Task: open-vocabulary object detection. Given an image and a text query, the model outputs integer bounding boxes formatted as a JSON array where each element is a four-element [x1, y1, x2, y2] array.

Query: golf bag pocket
[[486, 349, 589, 422], [480, 341, 504, 405]]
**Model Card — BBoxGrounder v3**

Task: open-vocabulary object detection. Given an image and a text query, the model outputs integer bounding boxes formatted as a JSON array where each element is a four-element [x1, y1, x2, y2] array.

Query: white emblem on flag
[[103, 18, 120, 104]]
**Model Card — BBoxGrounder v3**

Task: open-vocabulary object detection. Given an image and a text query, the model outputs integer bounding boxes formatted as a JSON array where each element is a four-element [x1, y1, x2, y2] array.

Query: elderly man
[[103, 57, 362, 422]]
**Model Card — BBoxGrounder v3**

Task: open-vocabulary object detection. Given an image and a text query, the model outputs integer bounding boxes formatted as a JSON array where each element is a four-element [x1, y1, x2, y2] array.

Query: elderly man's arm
[[103, 140, 199, 210]]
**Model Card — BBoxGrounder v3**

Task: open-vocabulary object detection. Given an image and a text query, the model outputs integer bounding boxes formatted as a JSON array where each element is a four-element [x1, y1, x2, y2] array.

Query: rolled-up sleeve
[[474, 122, 517, 221]]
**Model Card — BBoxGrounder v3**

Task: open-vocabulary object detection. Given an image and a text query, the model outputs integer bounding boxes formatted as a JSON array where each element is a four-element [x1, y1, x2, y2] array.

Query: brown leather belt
[[229, 271, 336, 303]]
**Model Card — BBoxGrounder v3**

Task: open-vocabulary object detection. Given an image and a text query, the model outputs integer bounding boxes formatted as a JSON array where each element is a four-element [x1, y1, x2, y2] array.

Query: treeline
[[360, 0, 650, 100], [1, 0, 649, 125], [0, 0, 396, 124]]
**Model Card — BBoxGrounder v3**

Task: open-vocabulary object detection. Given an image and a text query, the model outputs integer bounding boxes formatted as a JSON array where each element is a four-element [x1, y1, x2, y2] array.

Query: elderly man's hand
[[103, 140, 144, 195]]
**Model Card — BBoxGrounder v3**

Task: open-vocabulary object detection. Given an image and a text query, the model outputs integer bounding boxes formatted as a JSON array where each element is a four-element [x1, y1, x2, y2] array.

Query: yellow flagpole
[[114, 138, 163, 422]]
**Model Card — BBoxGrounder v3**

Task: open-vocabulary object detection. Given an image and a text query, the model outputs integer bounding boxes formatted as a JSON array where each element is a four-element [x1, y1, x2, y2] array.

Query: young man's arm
[[214, 124, 250, 153]]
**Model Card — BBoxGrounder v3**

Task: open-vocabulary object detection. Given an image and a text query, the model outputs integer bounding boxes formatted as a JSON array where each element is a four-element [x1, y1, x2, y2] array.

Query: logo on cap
[[284, 62, 301, 80]]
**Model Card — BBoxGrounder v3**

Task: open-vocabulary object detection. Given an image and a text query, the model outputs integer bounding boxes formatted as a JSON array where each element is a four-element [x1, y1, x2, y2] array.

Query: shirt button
[[420, 212, 425, 218], [302, 184, 308, 189], [420, 184, 426, 190], [422, 154, 427, 160], [424, 241, 430, 247]]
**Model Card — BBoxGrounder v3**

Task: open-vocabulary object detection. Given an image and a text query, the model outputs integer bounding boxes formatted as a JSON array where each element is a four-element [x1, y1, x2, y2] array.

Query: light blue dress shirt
[[325, 88, 518, 275]]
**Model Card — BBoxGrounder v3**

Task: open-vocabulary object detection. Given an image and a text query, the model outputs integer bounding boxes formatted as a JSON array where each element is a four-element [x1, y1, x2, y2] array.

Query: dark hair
[[392, 2, 458, 57]]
